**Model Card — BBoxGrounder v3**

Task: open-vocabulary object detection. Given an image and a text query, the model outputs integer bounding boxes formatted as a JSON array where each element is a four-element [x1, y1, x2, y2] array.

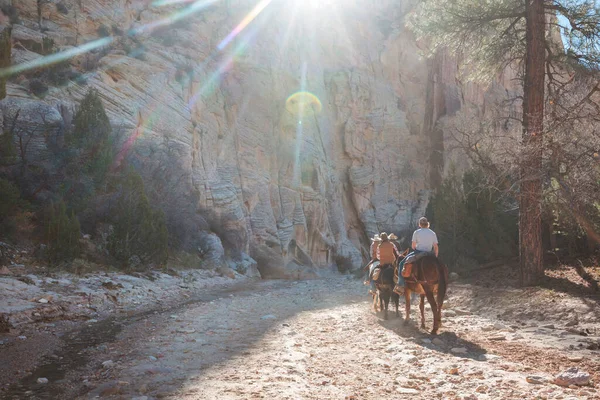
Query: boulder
[[554, 367, 590, 387]]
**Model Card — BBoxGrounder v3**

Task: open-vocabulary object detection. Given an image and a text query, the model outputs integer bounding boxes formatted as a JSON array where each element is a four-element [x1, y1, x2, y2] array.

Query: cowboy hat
[[370, 234, 381, 242], [388, 233, 398, 240]]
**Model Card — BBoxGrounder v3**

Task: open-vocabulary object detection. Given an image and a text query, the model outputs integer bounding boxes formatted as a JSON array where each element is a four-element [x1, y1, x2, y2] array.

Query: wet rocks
[[102, 360, 114, 369], [554, 367, 590, 387], [432, 338, 444, 347], [36, 377, 48, 384]]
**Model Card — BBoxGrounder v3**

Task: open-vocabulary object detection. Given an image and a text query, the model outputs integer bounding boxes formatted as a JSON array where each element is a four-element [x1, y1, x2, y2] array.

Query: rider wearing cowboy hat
[[364, 232, 400, 294]]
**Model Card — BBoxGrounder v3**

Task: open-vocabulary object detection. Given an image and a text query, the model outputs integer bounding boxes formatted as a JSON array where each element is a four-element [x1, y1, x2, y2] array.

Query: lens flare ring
[[285, 91, 322, 117]]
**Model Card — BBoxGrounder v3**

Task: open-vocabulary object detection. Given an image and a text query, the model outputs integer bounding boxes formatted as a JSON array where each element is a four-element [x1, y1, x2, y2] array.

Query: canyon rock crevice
[[1, 0, 516, 276]]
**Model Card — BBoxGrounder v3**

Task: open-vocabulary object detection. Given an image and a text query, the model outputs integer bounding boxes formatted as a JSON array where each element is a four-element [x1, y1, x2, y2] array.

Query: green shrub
[[71, 89, 114, 186], [97, 24, 111, 38], [427, 166, 518, 269], [30, 78, 49, 97], [426, 166, 468, 267], [108, 170, 168, 269], [56, 2, 69, 15], [72, 89, 111, 146], [46, 201, 81, 263], [111, 24, 123, 36], [0, 178, 20, 221], [0, 129, 16, 165]]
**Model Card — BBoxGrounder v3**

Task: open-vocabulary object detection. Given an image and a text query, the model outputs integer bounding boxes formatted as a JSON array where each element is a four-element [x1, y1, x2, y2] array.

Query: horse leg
[[372, 290, 378, 313], [424, 289, 440, 335], [380, 292, 388, 319], [383, 294, 389, 320], [419, 294, 426, 329], [393, 293, 400, 318], [436, 289, 444, 328], [404, 289, 411, 324]]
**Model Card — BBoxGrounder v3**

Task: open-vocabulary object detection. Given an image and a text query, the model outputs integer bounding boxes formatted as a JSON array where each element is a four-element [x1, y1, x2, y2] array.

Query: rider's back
[[412, 228, 438, 253], [377, 241, 396, 265]]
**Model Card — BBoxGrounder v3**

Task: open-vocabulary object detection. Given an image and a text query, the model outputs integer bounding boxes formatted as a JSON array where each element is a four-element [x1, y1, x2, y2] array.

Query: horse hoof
[[431, 329, 438, 335], [421, 324, 426, 330]]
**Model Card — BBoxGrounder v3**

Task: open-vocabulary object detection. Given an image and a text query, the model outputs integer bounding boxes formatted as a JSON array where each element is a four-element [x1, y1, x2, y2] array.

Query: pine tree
[[108, 169, 169, 269], [71, 89, 114, 186], [410, 0, 600, 286], [46, 201, 81, 263], [72, 88, 111, 146]]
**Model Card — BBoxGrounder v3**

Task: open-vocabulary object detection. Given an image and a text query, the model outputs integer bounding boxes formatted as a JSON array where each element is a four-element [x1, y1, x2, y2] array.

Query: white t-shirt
[[412, 228, 438, 252]]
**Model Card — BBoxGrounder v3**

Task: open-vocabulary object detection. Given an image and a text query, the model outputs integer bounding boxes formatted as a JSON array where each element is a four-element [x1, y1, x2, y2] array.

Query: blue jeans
[[367, 261, 379, 292]]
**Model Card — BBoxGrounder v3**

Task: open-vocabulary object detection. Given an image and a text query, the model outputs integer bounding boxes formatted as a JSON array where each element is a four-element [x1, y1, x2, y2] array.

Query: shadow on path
[[377, 315, 489, 362], [2, 279, 302, 399]]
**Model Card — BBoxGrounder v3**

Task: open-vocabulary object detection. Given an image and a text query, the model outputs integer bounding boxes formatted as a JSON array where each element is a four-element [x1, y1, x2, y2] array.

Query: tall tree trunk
[[520, 0, 545, 286]]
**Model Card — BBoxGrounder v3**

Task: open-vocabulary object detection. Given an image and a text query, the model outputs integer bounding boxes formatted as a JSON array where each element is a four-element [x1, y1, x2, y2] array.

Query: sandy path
[[5, 276, 600, 399]]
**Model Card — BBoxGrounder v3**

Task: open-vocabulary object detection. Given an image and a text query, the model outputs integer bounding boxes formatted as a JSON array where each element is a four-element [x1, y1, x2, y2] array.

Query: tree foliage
[[46, 201, 81, 263], [0, 178, 20, 222], [71, 89, 115, 187], [427, 168, 518, 270], [411, 0, 600, 284], [72, 89, 112, 147], [108, 169, 169, 270]]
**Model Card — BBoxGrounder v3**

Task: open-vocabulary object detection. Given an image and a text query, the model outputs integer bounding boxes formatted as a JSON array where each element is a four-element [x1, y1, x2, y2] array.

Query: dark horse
[[373, 262, 400, 320], [397, 253, 449, 334]]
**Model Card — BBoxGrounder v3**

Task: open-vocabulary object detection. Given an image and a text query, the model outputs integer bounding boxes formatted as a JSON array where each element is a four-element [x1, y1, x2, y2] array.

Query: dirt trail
[[3, 275, 600, 400]]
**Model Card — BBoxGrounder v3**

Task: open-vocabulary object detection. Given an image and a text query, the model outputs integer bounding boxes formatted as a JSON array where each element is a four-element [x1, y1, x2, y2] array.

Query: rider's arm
[[411, 241, 417, 250], [433, 243, 439, 257]]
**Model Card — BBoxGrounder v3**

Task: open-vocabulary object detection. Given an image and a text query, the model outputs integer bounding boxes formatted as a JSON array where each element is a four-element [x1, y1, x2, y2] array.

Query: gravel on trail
[[2, 274, 599, 399]]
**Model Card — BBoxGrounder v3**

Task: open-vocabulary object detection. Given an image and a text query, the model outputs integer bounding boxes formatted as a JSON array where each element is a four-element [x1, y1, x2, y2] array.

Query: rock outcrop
[[1, 0, 516, 276]]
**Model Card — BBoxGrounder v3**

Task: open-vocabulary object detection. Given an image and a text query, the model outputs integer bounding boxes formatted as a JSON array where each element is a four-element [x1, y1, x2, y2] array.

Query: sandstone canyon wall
[[0, 0, 516, 277]]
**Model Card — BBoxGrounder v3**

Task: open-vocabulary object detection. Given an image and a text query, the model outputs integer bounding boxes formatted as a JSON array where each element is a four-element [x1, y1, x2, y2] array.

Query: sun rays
[[0, 0, 354, 169]]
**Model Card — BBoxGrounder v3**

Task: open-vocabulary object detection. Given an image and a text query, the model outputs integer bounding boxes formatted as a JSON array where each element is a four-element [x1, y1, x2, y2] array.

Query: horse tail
[[436, 260, 448, 307]]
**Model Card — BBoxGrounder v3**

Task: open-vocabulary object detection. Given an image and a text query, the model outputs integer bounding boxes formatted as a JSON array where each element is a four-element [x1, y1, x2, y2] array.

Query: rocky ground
[[0, 246, 250, 394], [1, 265, 599, 400]]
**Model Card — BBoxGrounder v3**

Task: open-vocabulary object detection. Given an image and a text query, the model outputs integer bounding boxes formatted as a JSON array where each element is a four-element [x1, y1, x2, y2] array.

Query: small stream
[[3, 279, 296, 399]]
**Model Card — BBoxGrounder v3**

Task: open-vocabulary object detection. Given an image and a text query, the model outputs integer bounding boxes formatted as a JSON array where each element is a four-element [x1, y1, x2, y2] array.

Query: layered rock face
[[1, 0, 512, 277]]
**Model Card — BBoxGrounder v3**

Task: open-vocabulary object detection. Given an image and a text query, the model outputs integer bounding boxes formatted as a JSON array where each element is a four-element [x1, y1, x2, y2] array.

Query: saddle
[[402, 252, 434, 278], [371, 263, 392, 282]]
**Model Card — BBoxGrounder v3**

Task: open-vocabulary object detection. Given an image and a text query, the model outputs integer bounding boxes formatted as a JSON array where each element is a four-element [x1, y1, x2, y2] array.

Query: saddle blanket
[[402, 252, 435, 278]]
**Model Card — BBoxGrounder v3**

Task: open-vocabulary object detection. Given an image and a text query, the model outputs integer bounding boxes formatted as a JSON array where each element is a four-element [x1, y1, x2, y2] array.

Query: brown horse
[[396, 252, 448, 334]]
